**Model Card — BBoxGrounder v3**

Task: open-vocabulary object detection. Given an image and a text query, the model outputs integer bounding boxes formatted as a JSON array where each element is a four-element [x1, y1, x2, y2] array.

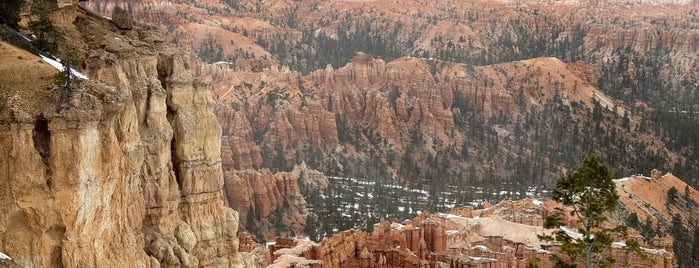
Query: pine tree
[[28, 0, 61, 53], [670, 214, 692, 268], [0, 0, 24, 29], [303, 213, 320, 242], [539, 153, 647, 268]]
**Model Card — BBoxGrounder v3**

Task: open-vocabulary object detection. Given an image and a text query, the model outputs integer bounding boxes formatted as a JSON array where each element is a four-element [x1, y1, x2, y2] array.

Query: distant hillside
[[84, 0, 699, 245]]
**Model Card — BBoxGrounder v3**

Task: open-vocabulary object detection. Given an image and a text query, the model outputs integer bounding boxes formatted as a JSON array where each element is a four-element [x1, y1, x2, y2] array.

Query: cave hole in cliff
[[171, 137, 182, 188], [33, 117, 52, 187], [33, 117, 51, 165]]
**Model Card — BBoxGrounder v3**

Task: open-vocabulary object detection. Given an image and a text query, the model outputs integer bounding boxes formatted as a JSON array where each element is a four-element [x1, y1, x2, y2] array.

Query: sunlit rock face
[[0, 4, 261, 268]]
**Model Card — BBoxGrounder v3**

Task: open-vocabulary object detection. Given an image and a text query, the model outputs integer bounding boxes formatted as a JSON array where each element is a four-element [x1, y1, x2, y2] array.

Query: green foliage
[[670, 214, 699, 268], [196, 34, 223, 63], [0, 0, 24, 29], [245, 206, 263, 241], [539, 154, 648, 268], [639, 217, 656, 244], [303, 213, 321, 242], [625, 212, 639, 229], [667, 186, 679, 205], [692, 227, 699, 267], [28, 0, 61, 53]]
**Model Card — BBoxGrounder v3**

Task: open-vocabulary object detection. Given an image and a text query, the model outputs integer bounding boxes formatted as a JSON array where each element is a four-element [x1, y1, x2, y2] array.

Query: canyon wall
[[0, 2, 261, 267]]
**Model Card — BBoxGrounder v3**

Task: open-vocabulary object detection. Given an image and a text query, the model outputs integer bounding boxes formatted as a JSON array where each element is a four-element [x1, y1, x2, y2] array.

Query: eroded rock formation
[[267, 198, 674, 268], [0, 2, 261, 267]]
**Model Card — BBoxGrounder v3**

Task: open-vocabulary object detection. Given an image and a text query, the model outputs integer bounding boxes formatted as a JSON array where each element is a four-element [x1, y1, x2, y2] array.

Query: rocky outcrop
[[266, 196, 675, 268], [216, 106, 263, 170], [267, 217, 448, 268], [0, 5, 259, 268], [224, 168, 308, 233], [111, 6, 133, 30]]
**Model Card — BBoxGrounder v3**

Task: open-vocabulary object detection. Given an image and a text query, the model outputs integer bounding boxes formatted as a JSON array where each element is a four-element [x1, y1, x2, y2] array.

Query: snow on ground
[[470, 256, 497, 262], [40, 55, 89, 80], [474, 245, 490, 252], [559, 226, 590, 240], [615, 175, 652, 183], [390, 222, 405, 230], [532, 199, 543, 206], [0, 252, 11, 260], [612, 242, 627, 247]]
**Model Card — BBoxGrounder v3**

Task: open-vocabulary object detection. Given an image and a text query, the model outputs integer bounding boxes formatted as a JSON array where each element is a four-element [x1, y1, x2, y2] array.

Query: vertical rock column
[[164, 53, 242, 268], [45, 96, 147, 268], [0, 118, 63, 268]]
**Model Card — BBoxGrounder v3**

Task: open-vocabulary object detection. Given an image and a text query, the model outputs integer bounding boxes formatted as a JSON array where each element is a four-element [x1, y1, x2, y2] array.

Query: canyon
[[1, 0, 699, 267], [260, 172, 697, 268]]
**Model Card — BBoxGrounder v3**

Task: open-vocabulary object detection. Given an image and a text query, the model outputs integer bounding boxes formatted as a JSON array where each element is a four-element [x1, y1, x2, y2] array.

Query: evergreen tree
[[639, 217, 656, 244], [28, 0, 61, 53], [691, 226, 699, 267], [667, 186, 679, 205], [0, 0, 24, 29], [539, 153, 646, 268], [670, 214, 692, 268], [303, 213, 321, 242], [625, 212, 639, 229]]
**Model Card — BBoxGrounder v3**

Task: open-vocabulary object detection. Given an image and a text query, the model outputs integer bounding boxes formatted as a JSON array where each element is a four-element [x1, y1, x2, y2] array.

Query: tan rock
[[111, 6, 134, 30], [0, 9, 254, 268]]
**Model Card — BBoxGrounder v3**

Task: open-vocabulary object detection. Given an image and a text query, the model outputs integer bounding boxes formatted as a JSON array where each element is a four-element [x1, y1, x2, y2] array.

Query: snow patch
[[474, 245, 490, 252], [0, 252, 11, 260], [40, 55, 89, 80], [531, 199, 543, 206], [559, 226, 588, 239], [470, 256, 497, 262], [612, 242, 626, 248], [390, 222, 405, 230]]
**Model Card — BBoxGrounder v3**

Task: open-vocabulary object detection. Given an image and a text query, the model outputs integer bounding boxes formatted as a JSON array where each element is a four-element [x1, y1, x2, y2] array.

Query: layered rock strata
[[224, 167, 309, 236], [0, 2, 259, 267]]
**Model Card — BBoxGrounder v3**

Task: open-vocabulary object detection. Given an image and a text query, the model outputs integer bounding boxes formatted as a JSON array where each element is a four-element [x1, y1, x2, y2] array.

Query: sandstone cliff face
[[224, 167, 309, 238], [216, 106, 264, 170], [0, 2, 258, 267]]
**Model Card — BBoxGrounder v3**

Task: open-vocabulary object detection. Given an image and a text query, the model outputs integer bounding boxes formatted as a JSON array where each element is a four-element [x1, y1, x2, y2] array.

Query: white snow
[[470, 256, 497, 262], [532, 199, 543, 206], [213, 61, 234, 65], [537, 248, 551, 254], [40, 55, 89, 80], [474, 245, 490, 252], [390, 222, 405, 230], [614, 177, 630, 182], [612, 242, 627, 248], [440, 213, 468, 221], [560, 226, 584, 239], [0, 252, 11, 260], [446, 230, 459, 235]]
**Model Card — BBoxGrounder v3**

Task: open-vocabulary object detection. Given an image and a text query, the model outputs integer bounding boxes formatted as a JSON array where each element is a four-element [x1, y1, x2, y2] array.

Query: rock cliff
[[266, 201, 674, 268], [83, 0, 699, 246], [224, 168, 308, 235], [0, 2, 261, 267]]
